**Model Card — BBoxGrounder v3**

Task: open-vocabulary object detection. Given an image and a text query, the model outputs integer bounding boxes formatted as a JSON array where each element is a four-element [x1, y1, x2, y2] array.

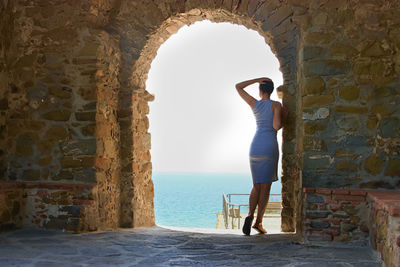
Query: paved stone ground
[[0, 227, 381, 266]]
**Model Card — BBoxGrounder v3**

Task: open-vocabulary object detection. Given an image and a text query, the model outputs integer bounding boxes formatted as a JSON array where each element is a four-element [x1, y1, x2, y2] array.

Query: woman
[[235, 77, 286, 235]]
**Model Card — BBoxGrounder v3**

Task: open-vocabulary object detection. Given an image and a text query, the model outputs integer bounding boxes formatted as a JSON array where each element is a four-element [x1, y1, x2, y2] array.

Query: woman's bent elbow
[[273, 123, 282, 131]]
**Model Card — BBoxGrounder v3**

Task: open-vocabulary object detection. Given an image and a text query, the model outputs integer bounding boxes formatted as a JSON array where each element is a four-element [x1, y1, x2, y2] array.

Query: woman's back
[[253, 100, 276, 134]]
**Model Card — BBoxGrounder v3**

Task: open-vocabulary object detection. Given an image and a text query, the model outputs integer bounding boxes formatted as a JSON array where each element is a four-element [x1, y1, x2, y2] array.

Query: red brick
[[304, 188, 316, 193], [325, 227, 341, 236], [325, 198, 337, 204], [333, 189, 350, 195], [316, 188, 331, 195], [349, 189, 367, 196], [37, 190, 48, 198], [329, 204, 342, 212], [333, 195, 366, 202], [0, 182, 25, 189], [389, 206, 400, 217]]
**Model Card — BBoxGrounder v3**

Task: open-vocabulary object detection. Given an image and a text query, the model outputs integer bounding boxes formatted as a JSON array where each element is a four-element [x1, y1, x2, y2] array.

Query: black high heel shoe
[[242, 215, 254, 235]]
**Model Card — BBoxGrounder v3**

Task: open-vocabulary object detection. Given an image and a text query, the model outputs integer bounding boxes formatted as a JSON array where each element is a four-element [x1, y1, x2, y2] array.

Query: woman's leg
[[248, 183, 260, 218], [254, 182, 272, 225]]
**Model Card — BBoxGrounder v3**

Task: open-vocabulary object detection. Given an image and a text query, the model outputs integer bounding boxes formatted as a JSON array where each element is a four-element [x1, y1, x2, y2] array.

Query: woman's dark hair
[[259, 80, 274, 95]]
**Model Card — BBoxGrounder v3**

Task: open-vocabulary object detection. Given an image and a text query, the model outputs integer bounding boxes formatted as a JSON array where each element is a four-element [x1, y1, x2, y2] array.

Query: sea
[[153, 172, 282, 228]]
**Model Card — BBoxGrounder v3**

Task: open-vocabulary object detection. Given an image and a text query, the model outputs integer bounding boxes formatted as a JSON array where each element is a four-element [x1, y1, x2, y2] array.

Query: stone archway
[[103, 4, 301, 232]]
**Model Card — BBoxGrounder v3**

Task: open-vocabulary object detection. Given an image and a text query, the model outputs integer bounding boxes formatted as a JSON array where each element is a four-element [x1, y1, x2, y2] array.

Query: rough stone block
[[61, 156, 93, 169], [301, 46, 323, 61], [82, 102, 97, 111], [335, 149, 358, 159], [304, 32, 335, 44], [343, 206, 358, 216], [81, 124, 95, 136], [362, 41, 390, 57], [330, 43, 358, 57], [306, 210, 332, 219], [341, 223, 357, 232], [22, 170, 41, 181], [53, 170, 73, 181], [333, 211, 350, 219], [303, 77, 326, 95], [303, 60, 350, 77], [38, 156, 52, 166], [307, 194, 325, 203], [303, 136, 327, 152], [304, 122, 327, 135], [336, 161, 357, 172], [333, 234, 351, 242], [338, 86, 360, 101], [310, 220, 330, 229], [41, 110, 71, 121], [334, 105, 368, 114], [302, 107, 329, 120], [303, 155, 333, 170], [370, 104, 392, 117], [379, 117, 399, 138], [75, 112, 96, 121], [49, 86, 71, 99], [44, 126, 68, 142], [303, 95, 335, 107], [364, 155, 383, 175], [74, 168, 95, 183], [61, 139, 96, 156], [385, 158, 400, 177]]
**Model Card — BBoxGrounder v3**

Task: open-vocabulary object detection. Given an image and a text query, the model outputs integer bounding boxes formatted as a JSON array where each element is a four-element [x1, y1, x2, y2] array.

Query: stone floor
[[0, 227, 381, 266]]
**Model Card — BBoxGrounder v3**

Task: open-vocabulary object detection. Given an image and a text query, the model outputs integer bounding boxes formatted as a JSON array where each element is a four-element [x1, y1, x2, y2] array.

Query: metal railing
[[222, 193, 282, 229]]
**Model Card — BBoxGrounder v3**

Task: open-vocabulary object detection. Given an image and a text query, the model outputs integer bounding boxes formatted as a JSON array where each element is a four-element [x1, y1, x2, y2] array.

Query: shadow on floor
[[0, 226, 381, 266]]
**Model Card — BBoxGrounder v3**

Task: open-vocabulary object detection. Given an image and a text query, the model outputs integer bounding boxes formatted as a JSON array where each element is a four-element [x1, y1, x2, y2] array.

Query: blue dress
[[249, 100, 279, 184]]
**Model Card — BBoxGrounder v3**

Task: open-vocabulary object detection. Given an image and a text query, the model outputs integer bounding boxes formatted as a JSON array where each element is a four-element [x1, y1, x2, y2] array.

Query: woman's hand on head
[[258, 78, 272, 84]]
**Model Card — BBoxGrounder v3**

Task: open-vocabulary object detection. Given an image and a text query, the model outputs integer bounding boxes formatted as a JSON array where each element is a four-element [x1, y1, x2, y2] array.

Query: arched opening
[[124, 8, 299, 232], [146, 20, 284, 231]]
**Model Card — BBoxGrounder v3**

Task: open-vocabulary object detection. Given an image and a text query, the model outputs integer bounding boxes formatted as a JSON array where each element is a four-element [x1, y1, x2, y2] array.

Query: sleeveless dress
[[249, 100, 279, 184]]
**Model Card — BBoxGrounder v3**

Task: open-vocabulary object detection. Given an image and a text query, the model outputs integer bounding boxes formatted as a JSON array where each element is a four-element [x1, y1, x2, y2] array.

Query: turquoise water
[[153, 172, 282, 228]]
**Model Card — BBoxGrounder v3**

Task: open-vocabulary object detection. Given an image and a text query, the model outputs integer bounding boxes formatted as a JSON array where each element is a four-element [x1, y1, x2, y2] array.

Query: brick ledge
[[0, 181, 95, 191], [303, 187, 400, 217]]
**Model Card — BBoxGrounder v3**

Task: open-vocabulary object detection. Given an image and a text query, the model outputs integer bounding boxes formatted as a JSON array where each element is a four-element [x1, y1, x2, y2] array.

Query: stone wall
[[0, 183, 24, 231], [0, 0, 108, 231], [368, 191, 400, 266], [303, 188, 370, 242], [0, 0, 399, 238], [303, 188, 400, 266], [297, 0, 400, 190]]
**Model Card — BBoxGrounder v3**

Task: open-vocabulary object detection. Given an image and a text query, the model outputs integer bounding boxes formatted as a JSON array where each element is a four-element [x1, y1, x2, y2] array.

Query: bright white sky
[[146, 20, 283, 174]]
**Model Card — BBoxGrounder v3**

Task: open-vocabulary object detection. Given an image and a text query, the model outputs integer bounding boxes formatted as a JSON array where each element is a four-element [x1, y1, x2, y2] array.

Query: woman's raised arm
[[235, 78, 270, 108]]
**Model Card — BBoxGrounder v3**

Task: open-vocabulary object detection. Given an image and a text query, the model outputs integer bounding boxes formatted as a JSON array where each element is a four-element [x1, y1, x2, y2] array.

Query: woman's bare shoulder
[[271, 101, 282, 109]]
